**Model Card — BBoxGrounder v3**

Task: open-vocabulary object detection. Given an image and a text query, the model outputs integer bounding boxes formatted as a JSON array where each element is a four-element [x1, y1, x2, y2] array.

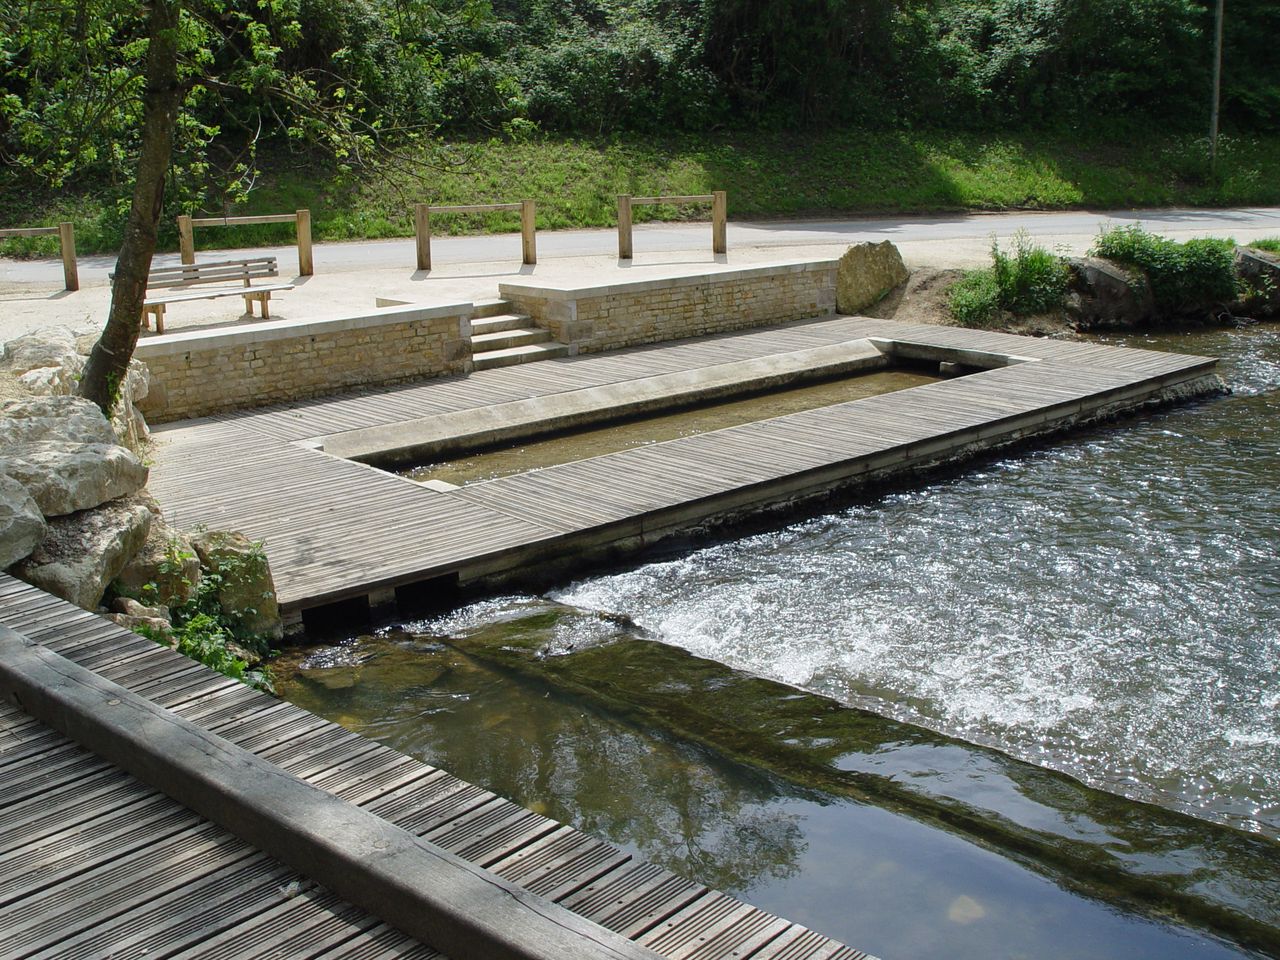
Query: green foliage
[[1091, 225, 1241, 309], [949, 232, 1068, 327], [991, 232, 1070, 315], [127, 538, 275, 692], [948, 269, 1002, 328], [1250, 239, 1280, 254]]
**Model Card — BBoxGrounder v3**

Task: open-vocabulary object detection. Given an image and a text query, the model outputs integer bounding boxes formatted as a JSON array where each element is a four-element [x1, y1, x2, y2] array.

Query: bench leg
[[143, 304, 165, 335], [244, 293, 271, 319]]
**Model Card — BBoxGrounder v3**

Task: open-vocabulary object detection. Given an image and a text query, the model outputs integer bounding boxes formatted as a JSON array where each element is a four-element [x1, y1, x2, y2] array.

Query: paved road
[[4, 206, 1279, 288]]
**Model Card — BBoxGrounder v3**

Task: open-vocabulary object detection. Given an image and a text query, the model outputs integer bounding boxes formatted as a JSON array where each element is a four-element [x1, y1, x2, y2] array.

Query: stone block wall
[[135, 304, 473, 423], [499, 261, 837, 355]]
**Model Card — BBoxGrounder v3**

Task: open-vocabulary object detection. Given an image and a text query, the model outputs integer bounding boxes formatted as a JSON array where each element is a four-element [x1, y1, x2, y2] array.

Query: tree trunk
[[78, 0, 183, 415]]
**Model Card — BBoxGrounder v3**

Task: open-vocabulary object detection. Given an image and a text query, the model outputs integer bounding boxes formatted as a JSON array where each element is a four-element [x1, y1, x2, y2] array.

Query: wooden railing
[[0, 223, 78, 291], [617, 191, 726, 260], [414, 200, 536, 271], [176, 209, 313, 276]]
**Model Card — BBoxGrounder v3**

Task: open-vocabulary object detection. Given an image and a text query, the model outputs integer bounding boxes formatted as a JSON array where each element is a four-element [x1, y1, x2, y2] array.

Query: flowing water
[[277, 322, 1280, 959]]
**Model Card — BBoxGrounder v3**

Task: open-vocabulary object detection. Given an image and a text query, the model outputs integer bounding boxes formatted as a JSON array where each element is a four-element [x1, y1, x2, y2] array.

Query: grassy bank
[[4, 125, 1280, 257]]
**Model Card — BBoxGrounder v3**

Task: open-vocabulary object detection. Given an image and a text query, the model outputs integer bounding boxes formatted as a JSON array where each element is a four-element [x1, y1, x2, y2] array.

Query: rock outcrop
[[114, 519, 202, 607], [11, 493, 154, 610], [0, 475, 46, 569], [836, 241, 910, 315], [0, 396, 119, 446], [1064, 257, 1156, 330], [192, 530, 283, 642], [1235, 246, 1280, 318], [2, 327, 80, 375], [0, 441, 148, 517]]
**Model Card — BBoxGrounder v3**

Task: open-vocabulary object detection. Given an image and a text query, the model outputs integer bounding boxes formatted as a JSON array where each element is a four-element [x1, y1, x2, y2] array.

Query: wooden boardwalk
[[146, 316, 1216, 619], [0, 574, 868, 959]]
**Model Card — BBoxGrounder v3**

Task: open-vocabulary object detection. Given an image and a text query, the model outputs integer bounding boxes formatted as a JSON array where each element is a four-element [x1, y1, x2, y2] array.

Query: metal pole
[[1209, 0, 1224, 175]]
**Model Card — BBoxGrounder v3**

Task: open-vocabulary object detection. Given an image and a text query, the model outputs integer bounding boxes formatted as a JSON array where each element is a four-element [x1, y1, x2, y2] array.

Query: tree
[[79, 0, 183, 412]]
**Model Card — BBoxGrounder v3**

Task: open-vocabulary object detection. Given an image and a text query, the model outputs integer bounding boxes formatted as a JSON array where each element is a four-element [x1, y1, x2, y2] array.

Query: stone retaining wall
[[499, 260, 837, 354], [135, 304, 473, 423]]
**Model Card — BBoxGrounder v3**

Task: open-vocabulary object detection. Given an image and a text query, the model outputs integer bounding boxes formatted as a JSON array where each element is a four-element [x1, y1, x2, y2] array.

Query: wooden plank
[[0, 226, 59, 237], [430, 203, 522, 214], [190, 213, 296, 226]]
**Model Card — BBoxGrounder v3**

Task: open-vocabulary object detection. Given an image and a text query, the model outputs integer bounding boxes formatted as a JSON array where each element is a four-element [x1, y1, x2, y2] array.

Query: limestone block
[[114, 519, 201, 607], [0, 441, 149, 516], [836, 242, 909, 315], [11, 493, 154, 610], [1235, 246, 1280, 317], [0, 474, 46, 569], [1065, 257, 1155, 329], [2, 327, 80, 375], [0, 396, 118, 446], [191, 530, 283, 642]]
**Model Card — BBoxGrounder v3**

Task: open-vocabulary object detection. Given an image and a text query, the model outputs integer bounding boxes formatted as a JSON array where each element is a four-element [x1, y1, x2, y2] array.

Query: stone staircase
[[470, 299, 568, 370]]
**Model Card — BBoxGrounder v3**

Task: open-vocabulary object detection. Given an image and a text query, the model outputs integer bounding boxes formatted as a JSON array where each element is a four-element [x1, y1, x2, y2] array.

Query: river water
[[278, 322, 1280, 959]]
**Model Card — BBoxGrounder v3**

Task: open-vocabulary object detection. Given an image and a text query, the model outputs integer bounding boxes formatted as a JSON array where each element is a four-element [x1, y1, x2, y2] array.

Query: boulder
[[0, 396, 117, 446], [2, 327, 80, 375], [111, 596, 172, 621], [107, 612, 173, 640], [1064, 257, 1155, 329], [0, 475, 46, 569], [836, 241, 910, 315], [113, 519, 201, 607], [1235, 246, 1280, 317], [17, 359, 82, 397], [191, 530, 283, 643], [0, 441, 148, 516], [10, 494, 154, 610]]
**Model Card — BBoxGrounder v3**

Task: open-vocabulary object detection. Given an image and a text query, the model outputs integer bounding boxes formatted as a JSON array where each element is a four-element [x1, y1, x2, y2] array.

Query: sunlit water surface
[[554, 323, 1280, 836]]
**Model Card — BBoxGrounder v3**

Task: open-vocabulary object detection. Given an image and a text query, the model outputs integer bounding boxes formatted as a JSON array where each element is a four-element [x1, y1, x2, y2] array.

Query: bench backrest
[[145, 256, 279, 289]]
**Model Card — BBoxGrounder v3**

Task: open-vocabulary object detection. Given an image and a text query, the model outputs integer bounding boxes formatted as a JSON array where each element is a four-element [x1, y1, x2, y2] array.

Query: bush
[[949, 269, 1002, 327], [991, 232, 1070, 315], [1091, 225, 1241, 309], [949, 232, 1068, 327]]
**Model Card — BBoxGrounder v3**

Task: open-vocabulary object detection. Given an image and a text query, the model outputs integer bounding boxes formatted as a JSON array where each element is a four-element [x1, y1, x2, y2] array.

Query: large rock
[[836, 241, 910, 315], [0, 441, 148, 516], [10, 493, 154, 610], [0, 475, 46, 569], [2, 327, 80, 375], [1064, 257, 1155, 329], [114, 519, 201, 607], [191, 530, 283, 642], [1235, 246, 1280, 318], [0, 396, 118, 446]]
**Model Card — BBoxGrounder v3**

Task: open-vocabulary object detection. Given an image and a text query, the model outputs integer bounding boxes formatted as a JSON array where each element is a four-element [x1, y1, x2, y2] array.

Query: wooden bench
[[133, 256, 294, 333]]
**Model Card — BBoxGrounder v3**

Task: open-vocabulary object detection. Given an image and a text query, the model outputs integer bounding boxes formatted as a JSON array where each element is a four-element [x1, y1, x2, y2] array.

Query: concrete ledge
[[498, 260, 836, 302], [133, 303, 474, 358], [0, 627, 658, 960], [321, 339, 891, 465]]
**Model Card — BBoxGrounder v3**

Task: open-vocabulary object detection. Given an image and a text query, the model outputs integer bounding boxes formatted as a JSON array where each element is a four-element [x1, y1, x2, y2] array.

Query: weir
[[145, 310, 1217, 631]]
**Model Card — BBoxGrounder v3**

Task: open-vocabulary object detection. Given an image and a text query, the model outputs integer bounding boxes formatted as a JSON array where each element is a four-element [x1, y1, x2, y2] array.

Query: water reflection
[[276, 599, 1278, 959]]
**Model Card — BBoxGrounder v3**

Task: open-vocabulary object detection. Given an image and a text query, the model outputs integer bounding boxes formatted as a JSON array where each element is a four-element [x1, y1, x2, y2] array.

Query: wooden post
[[712, 191, 727, 255], [617, 195, 633, 260], [296, 208, 313, 276], [520, 199, 537, 265], [415, 203, 431, 271], [177, 214, 195, 264], [57, 222, 78, 292]]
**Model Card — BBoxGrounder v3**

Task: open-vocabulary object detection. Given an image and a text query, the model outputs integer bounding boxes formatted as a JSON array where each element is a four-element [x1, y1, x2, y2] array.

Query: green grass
[[4, 125, 1280, 257], [1251, 238, 1280, 253]]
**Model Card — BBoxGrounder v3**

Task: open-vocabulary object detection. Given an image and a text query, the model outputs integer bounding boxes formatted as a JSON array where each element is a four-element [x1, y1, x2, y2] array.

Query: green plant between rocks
[[1250, 238, 1280, 254], [949, 232, 1069, 327], [1091, 224, 1241, 311], [122, 538, 275, 693]]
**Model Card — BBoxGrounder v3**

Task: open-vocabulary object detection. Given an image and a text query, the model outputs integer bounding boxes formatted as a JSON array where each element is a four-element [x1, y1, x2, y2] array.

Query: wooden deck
[[146, 316, 1216, 619], [0, 575, 868, 959]]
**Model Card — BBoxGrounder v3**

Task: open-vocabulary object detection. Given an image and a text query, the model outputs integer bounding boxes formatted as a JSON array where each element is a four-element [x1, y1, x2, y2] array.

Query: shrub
[[949, 269, 1002, 327], [1091, 225, 1240, 310], [949, 232, 1068, 327], [991, 232, 1070, 315]]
